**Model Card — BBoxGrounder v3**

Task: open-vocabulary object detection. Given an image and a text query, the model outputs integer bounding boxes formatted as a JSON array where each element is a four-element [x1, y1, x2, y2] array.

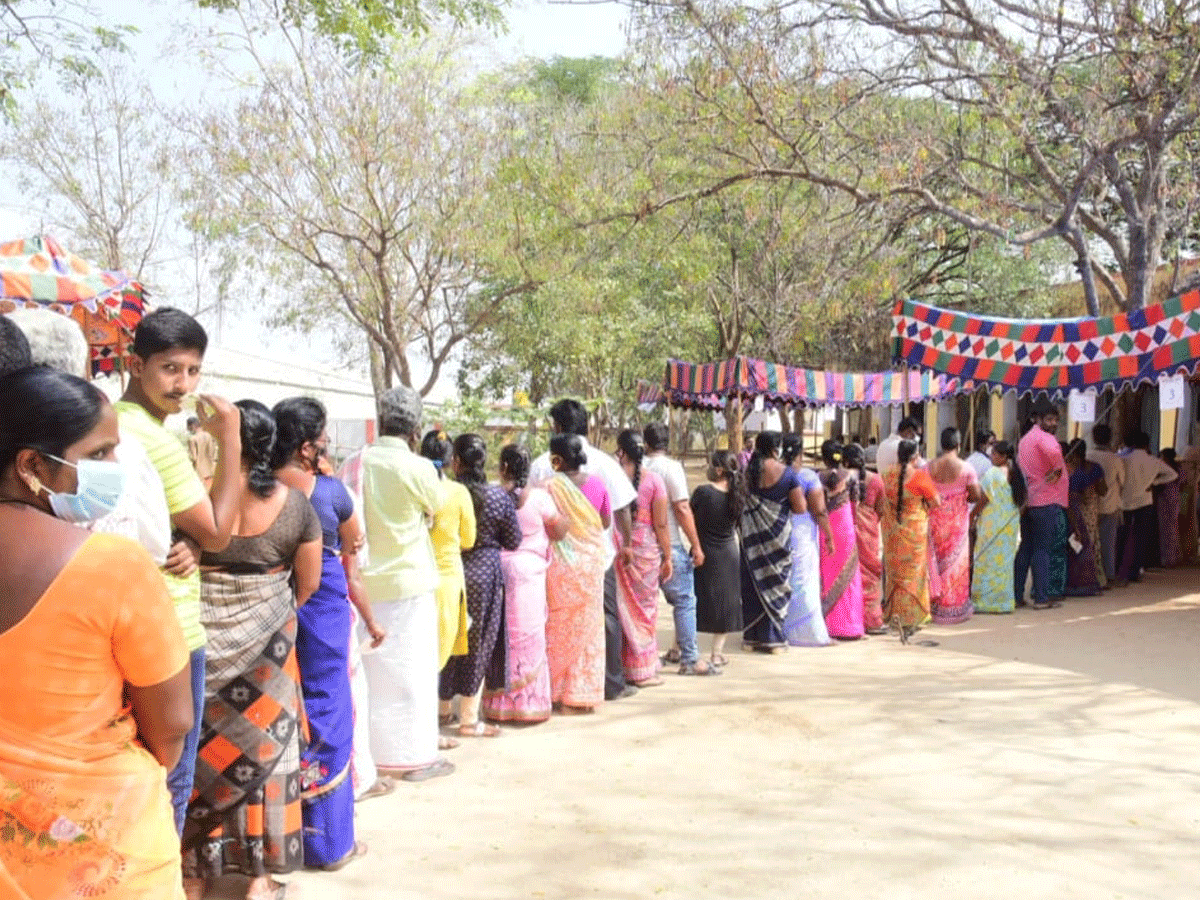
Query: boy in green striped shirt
[[115, 307, 242, 836]]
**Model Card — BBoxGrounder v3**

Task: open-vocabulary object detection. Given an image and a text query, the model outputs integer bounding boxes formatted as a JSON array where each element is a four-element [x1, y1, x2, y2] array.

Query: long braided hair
[[616, 429, 645, 517], [500, 443, 531, 505], [453, 433, 489, 521], [844, 442, 868, 503], [895, 438, 919, 522], [710, 449, 746, 524], [747, 431, 783, 494]]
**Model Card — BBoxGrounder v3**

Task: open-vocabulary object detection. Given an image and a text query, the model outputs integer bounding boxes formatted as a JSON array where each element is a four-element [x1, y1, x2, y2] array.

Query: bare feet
[[246, 876, 296, 900], [183, 877, 206, 900]]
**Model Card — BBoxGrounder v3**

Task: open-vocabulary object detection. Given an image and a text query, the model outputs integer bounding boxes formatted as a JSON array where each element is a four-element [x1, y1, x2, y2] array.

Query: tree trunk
[[727, 396, 743, 457]]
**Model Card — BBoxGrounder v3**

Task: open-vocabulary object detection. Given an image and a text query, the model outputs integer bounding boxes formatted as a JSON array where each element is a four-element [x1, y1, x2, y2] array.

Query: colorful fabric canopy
[[661, 356, 959, 409], [0, 235, 148, 376], [892, 288, 1200, 399]]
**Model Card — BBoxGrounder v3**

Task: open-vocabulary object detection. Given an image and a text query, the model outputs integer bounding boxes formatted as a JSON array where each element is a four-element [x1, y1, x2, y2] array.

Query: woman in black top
[[689, 450, 745, 668]]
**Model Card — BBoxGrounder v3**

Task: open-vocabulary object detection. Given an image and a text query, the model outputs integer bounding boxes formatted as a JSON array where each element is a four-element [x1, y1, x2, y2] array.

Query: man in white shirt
[[966, 429, 995, 479], [1089, 424, 1125, 582], [530, 399, 638, 700], [642, 423, 719, 676], [875, 416, 922, 473], [1114, 429, 1177, 585]]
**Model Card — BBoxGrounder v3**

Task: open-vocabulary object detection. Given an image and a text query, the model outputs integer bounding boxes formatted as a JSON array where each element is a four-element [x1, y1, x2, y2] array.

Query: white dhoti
[[348, 605, 379, 797], [362, 592, 439, 770]]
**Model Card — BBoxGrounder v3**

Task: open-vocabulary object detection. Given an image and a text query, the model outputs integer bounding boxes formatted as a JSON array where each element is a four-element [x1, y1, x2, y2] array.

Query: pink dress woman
[[856, 471, 885, 631], [483, 486, 559, 723], [820, 468, 865, 639], [614, 470, 667, 683], [929, 467, 978, 624]]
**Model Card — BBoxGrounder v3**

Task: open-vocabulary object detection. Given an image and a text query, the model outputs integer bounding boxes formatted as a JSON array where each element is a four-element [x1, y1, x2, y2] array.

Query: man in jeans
[[1014, 398, 1068, 609], [642, 424, 720, 676], [1089, 424, 1125, 582]]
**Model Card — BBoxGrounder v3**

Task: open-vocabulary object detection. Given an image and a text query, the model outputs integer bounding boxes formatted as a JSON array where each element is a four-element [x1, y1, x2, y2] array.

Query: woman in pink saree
[[483, 445, 568, 724], [818, 441, 865, 640], [845, 443, 885, 634], [613, 430, 671, 686], [544, 434, 609, 713], [928, 428, 982, 625]]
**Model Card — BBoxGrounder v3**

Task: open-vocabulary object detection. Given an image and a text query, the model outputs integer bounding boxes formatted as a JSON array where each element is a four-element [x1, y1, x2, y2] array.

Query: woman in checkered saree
[[183, 401, 323, 900]]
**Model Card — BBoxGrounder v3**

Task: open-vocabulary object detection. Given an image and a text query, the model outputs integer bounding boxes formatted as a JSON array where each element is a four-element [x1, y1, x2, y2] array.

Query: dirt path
[[204, 570, 1200, 900]]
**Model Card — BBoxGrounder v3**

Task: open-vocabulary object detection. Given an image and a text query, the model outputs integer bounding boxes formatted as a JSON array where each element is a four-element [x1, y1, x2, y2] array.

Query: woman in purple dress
[[439, 434, 521, 737]]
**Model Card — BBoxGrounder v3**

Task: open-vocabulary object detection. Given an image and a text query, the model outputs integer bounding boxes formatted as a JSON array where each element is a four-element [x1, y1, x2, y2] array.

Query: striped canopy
[[661, 356, 959, 409], [0, 235, 148, 376], [892, 288, 1200, 399]]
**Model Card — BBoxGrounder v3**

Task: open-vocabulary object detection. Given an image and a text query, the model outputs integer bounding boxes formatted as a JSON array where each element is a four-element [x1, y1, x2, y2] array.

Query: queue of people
[[1, 301, 1197, 899]]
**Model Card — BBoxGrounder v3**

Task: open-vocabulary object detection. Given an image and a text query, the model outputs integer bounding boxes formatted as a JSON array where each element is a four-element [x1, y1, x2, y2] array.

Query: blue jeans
[[660, 545, 699, 665], [167, 646, 205, 836], [1014, 505, 1060, 605]]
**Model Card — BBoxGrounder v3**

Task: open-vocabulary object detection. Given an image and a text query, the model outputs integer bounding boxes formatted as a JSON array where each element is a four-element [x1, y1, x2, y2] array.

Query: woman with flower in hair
[[483, 444, 568, 723], [420, 430, 476, 672], [438, 434, 520, 738]]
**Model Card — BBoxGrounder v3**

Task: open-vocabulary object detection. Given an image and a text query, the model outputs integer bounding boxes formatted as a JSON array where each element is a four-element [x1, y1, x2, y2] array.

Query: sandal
[[438, 735, 461, 751], [679, 660, 722, 676], [355, 777, 394, 803], [438, 713, 459, 727], [661, 647, 682, 665], [709, 653, 729, 668], [458, 721, 501, 738], [401, 757, 455, 782], [314, 840, 367, 872]]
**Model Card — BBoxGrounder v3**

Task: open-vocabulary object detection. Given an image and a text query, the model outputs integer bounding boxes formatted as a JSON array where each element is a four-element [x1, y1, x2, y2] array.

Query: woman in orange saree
[[882, 440, 941, 639], [0, 367, 192, 899]]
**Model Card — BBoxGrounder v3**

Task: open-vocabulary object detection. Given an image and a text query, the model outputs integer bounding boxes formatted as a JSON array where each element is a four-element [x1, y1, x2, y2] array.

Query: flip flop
[[315, 841, 367, 872], [458, 721, 501, 737], [401, 757, 455, 782], [355, 777, 395, 803], [679, 661, 721, 676]]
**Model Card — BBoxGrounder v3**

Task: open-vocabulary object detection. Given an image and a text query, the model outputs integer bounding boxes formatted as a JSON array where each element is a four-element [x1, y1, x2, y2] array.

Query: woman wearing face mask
[[0, 366, 193, 899], [184, 400, 323, 900], [272, 396, 385, 871]]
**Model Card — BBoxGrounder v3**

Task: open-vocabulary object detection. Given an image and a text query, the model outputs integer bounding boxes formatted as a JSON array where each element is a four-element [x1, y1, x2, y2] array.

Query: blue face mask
[[38, 454, 127, 524]]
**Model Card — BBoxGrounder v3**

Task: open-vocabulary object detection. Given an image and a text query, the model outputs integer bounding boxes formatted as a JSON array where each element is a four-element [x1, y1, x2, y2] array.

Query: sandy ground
[[206, 566, 1200, 900]]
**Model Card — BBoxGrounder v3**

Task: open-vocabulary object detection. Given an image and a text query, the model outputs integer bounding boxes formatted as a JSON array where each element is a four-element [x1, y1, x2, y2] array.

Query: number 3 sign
[[1160, 375, 1185, 410]]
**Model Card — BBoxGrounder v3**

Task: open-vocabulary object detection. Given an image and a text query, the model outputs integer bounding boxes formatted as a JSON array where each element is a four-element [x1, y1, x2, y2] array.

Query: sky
[[0, 0, 630, 397]]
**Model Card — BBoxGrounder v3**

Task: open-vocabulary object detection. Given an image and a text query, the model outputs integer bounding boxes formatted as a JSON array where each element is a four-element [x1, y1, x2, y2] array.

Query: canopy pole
[[968, 390, 976, 451]]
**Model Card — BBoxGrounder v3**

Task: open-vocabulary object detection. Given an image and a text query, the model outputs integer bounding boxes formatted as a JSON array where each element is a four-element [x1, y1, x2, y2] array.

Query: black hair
[[898, 417, 921, 435], [975, 428, 995, 449], [747, 431, 782, 493], [453, 432, 489, 520], [844, 443, 868, 503], [1092, 423, 1112, 446], [781, 433, 803, 466], [709, 449, 746, 523], [941, 427, 961, 452], [271, 396, 326, 472], [131, 307, 208, 359], [991, 440, 1027, 507], [549, 434, 587, 472], [420, 429, 454, 479], [643, 422, 670, 453], [0, 317, 32, 378], [236, 399, 276, 498], [617, 429, 645, 517], [0, 366, 107, 475], [1065, 438, 1086, 466], [500, 443, 531, 501], [1133, 430, 1151, 450], [895, 438, 919, 522], [549, 398, 589, 437], [1031, 397, 1058, 418], [1162, 447, 1179, 470], [820, 438, 842, 469], [187, 416, 200, 428]]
